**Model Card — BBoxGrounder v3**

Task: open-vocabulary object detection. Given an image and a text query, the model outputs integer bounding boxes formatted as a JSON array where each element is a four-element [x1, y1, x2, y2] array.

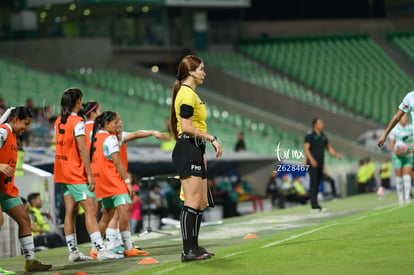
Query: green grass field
[[1, 192, 413, 275]]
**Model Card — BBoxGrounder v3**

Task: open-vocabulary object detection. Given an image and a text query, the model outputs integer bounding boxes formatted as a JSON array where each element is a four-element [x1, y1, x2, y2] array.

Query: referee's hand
[[212, 140, 223, 157]]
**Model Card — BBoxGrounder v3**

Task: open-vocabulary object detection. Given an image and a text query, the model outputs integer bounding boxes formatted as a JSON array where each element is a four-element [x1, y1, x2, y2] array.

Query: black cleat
[[196, 247, 215, 257], [181, 249, 211, 262]]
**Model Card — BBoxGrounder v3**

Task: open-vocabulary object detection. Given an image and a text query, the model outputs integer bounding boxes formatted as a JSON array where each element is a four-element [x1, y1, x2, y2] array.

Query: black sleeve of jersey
[[180, 104, 194, 118], [324, 133, 329, 146], [304, 133, 312, 143]]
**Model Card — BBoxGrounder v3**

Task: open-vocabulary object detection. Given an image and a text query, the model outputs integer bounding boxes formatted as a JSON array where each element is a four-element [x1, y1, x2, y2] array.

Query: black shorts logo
[[191, 164, 202, 173]]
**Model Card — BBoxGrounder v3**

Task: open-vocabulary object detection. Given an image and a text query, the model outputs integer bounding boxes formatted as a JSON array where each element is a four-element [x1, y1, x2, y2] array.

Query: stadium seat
[[239, 34, 414, 123]]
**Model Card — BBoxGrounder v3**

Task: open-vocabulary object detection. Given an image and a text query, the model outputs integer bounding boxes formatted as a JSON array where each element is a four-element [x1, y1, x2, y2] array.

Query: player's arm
[[76, 135, 95, 191], [388, 138, 400, 155], [111, 151, 133, 196], [303, 142, 317, 167], [378, 109, 405, 147], [124, 130, 163, 142]]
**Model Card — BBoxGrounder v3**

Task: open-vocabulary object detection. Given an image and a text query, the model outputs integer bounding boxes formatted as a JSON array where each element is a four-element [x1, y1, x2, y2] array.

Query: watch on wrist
[[125, 178, 131, 184]]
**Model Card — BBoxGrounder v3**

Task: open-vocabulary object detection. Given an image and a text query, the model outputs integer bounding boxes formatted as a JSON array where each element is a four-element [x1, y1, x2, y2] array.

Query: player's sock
[[180, 206, 197, 253], [65, 234, 78, 253], [116, 229, 123, 247], [403, 175, 411, 201], [90, 232, 105, 251], [106, 228, 122, 249], [120, 231, 133, 250], [19, 235, 35, 260], [194, 209, 204, 248], [396, 176, 403, 203]]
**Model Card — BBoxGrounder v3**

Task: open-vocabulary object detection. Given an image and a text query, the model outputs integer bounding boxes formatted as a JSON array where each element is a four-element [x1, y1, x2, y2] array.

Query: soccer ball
[[394, 140, 408, 154]]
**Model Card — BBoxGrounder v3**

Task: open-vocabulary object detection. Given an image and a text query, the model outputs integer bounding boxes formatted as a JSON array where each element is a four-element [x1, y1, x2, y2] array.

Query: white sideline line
[[261, 223, 339, 248], [222, 251, 248, 258], [154, 264, 186, 275], [263, 205, 402, 249]]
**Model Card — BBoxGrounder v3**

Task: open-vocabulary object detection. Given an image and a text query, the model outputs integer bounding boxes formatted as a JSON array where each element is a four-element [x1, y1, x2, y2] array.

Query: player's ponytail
[[60, 88, 83, 124]]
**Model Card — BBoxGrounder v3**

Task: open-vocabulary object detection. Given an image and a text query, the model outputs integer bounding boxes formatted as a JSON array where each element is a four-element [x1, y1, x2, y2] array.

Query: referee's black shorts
[[172, 137, 206, 179]]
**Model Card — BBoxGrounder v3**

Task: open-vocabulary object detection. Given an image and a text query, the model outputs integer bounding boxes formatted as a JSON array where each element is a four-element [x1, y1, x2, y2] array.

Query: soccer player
[[54, 88, 121, 262], [377, 92, 414, 202], [387, 113, 413, 205], [82, 102, 160, 257], [103, 116, 162, 254], [90, 111, 149, 257], [171, 55, 223, 262], [0, 107, 52, 272]]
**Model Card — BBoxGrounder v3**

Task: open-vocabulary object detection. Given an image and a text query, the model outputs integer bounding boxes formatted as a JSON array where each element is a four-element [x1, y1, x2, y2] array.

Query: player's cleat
[[197, 247, 215, 257], [89, 249, 98, 258], [69, 251, 93, 263], [0, 267, 16, 275], [181, 249, 211, 262], [97, 249, 124, 261], [110, 245, 125, 255], [124, 248, 149, 257], [24, 259, 52, 272]]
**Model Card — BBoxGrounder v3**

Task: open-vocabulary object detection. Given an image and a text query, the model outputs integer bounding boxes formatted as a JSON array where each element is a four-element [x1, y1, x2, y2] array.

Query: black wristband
[[210, 136, 217, 143]]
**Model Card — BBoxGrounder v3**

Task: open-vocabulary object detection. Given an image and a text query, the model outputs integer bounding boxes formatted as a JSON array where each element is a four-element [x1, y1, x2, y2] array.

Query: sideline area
[[0, 192, 405, 274]]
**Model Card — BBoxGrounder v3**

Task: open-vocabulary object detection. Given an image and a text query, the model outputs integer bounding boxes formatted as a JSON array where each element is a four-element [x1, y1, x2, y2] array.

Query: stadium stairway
[[388, 32, 414, 69], [372, 33, 414, 81]]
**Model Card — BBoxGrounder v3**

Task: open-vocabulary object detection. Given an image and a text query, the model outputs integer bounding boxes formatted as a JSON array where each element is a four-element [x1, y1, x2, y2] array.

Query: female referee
[[54, 88, 121, 262], [0, 107, 52, 272], [171, 55, 223, 262]]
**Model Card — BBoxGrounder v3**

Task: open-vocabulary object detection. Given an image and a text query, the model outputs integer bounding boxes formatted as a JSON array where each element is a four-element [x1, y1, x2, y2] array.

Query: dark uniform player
[[304, 118, 341, 212]]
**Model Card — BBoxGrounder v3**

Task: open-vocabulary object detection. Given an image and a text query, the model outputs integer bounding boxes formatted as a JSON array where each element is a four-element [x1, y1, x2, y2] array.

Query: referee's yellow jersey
[[174, 85, 207, 135]]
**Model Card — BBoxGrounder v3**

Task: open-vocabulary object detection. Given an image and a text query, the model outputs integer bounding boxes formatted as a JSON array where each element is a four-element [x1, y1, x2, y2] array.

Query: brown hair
[[170, 55, 203, 140], [60, 88, 83, 124]]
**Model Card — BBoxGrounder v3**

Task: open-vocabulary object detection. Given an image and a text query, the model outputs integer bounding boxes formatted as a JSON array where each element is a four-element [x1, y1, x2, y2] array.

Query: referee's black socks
[[180, 205, 199, 253], [194, 209, 204, 248]]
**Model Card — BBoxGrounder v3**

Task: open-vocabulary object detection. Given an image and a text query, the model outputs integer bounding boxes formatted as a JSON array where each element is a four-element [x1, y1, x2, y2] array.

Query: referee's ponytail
[[170, 55, 203, 140], [170, 80, 181, 140]]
